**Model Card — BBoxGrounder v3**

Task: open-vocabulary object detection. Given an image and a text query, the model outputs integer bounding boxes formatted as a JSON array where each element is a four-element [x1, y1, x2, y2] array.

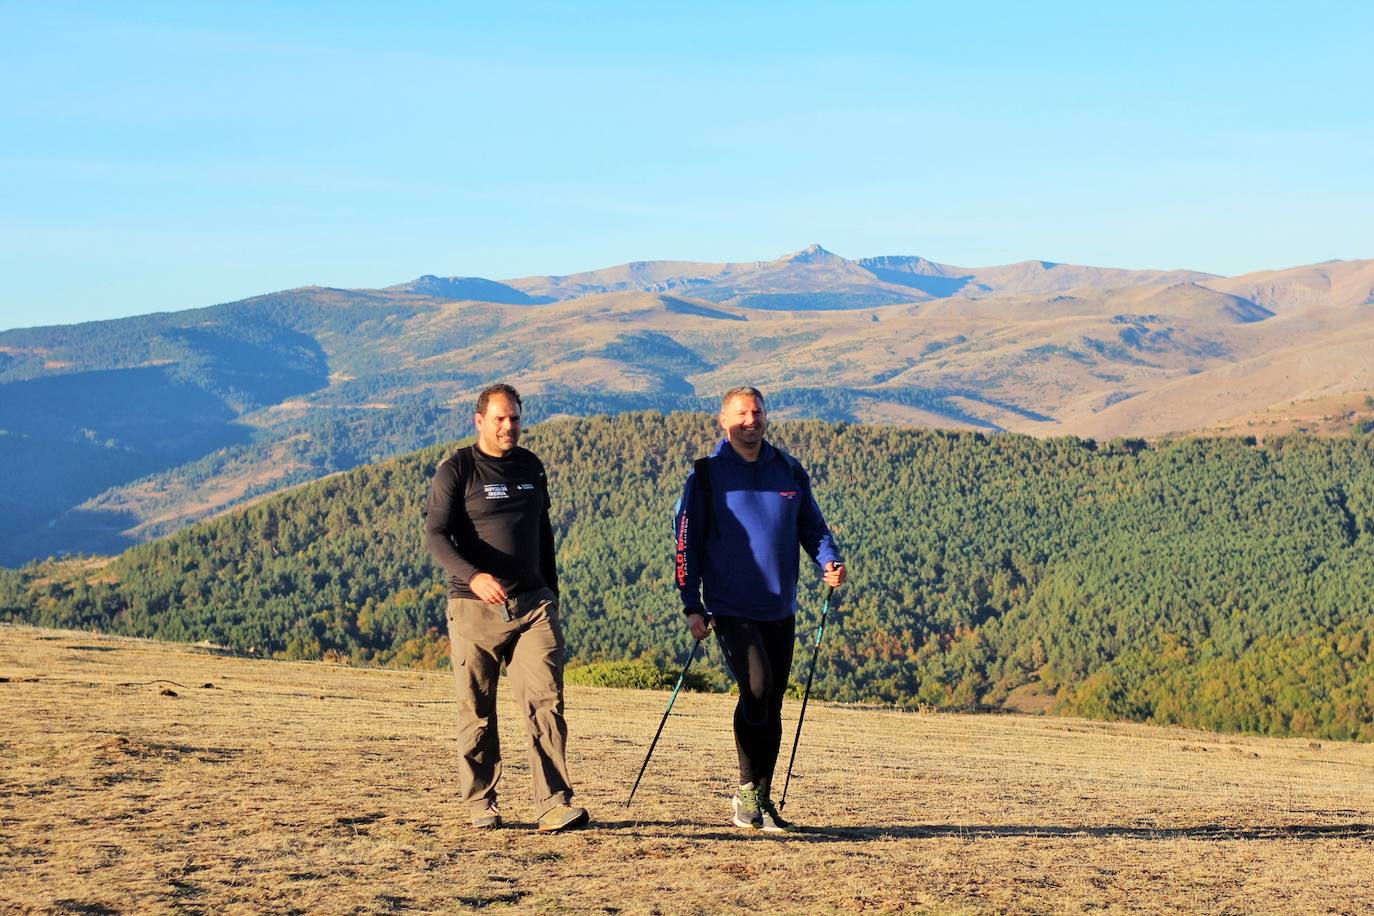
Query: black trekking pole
[[779, 586, 835, 811], [625, 637, 703, 808]]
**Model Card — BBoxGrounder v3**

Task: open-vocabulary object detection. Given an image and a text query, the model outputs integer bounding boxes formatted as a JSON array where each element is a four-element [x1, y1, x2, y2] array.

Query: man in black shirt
[[424, 383, 588, 832]]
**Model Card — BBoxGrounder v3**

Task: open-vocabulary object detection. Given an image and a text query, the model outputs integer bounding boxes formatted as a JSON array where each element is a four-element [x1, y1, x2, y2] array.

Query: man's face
[[720, 394, 766, 450], [475, 394, 521, 456]]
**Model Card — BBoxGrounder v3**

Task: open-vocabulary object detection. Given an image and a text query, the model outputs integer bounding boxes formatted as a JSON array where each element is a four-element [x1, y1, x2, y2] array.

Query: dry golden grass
[[3, 624, 1373, 915]]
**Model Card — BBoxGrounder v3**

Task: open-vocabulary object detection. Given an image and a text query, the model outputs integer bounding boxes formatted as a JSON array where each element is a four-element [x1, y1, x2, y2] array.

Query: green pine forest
[[5, 411, 1374, 741]]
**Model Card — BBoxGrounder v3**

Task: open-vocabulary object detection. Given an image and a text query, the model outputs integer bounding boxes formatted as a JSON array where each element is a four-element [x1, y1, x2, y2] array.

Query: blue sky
[[2, 1, 1371, 330]]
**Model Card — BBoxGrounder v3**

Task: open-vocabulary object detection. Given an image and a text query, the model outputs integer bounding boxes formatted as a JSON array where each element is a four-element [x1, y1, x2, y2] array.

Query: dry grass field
[[3, 624, 1373, 915]]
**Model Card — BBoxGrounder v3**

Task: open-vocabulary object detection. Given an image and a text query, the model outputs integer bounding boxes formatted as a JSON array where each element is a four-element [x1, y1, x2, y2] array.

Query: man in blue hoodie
[[674, 386, 846, 832]]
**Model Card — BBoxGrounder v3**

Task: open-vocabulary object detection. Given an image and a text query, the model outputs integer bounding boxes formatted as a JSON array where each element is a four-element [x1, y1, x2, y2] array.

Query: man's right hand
[[686, 613, 711, 641], [469, 572, 508, 604]]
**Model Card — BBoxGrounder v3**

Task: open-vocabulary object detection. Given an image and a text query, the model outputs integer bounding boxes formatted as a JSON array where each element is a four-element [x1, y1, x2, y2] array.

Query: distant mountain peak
[[780, 243, 843, 264]]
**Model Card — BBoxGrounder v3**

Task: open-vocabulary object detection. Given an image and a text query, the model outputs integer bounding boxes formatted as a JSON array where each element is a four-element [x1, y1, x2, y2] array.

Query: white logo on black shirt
[[484, 484, 509, 499]]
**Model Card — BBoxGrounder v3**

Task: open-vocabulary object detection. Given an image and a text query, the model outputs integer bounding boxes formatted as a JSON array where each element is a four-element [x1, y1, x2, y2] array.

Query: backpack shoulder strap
[[422, 445, 476, 520], [776, 448, 806, 487], [453, 444, 475, 493], [530, 451, 550, 504]]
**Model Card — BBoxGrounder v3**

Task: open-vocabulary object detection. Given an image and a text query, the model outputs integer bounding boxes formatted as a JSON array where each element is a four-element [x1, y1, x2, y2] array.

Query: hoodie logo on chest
[[484, 484, 509, 499]]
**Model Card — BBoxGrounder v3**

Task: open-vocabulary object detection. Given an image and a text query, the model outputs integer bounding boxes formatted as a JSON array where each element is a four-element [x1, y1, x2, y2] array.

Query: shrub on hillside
[[565, 659, 721, 692]]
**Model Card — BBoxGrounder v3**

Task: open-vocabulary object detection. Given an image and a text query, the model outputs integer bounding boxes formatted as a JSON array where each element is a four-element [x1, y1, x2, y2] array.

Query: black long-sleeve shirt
[[424, 445, 558, 600]]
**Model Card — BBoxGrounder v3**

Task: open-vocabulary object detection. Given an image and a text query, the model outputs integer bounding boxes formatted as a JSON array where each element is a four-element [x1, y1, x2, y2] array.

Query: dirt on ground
[[2, 624, 1372, 915]]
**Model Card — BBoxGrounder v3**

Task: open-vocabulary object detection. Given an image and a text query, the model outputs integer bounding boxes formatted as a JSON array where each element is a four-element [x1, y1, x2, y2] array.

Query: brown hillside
[[946, 260, 1216, 299], [1057, 306, 1374, 437], [1204, 258, 1374, 311], [1198, 390, 1374, 439]]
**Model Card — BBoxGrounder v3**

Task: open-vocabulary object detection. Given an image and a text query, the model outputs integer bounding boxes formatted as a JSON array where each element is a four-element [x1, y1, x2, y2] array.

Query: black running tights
[[712, 614, 795, 787]]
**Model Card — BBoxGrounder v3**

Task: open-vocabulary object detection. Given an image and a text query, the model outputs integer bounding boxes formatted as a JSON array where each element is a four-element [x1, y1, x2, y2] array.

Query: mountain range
[[1, 244, 1372, 565]]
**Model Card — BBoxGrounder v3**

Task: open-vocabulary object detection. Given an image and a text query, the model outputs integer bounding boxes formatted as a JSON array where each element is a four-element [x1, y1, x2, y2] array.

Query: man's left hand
[[823, 561, 847, 588]]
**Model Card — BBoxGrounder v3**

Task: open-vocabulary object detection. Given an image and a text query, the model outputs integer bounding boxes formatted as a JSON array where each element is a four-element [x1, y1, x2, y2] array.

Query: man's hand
[[469, 572, 508, 604], [823, 561, 847, 588], [686, 613, 712, 641]]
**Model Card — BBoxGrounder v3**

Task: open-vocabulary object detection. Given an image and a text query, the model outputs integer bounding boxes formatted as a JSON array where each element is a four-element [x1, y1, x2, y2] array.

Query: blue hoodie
[[675, 439, 841, 621]]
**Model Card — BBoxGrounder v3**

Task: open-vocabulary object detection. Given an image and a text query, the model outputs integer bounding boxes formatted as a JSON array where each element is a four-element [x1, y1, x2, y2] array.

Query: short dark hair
[[720, 386, 765, 411], [476, 383, 522, 416]]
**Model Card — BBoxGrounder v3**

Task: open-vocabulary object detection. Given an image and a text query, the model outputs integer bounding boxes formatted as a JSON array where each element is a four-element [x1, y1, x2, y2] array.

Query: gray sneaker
[[537, 804, 589, 833], [731, 783, 763, 829], [471, 801, 501, 829], [757, 780, 796, 833]]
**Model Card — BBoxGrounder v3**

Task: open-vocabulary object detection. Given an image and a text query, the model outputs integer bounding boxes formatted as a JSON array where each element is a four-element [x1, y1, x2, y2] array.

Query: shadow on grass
[[596, 818, 1374, 842], [696, 823, 1374, 843]]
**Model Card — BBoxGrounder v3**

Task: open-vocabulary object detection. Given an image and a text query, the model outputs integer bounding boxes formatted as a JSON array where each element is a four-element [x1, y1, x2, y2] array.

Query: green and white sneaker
[[758, 780, 802, 834], [731, 783, 763, 829]]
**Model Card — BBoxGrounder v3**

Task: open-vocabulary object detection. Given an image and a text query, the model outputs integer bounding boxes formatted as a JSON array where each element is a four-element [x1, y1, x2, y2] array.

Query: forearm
[[812, 530, 841, 569], [674, 477, 704, 613], [798, 489, 841, 569], [675, 533, 703, 612], [423, 464, 480, 584], [424, 523, 480, 584]]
